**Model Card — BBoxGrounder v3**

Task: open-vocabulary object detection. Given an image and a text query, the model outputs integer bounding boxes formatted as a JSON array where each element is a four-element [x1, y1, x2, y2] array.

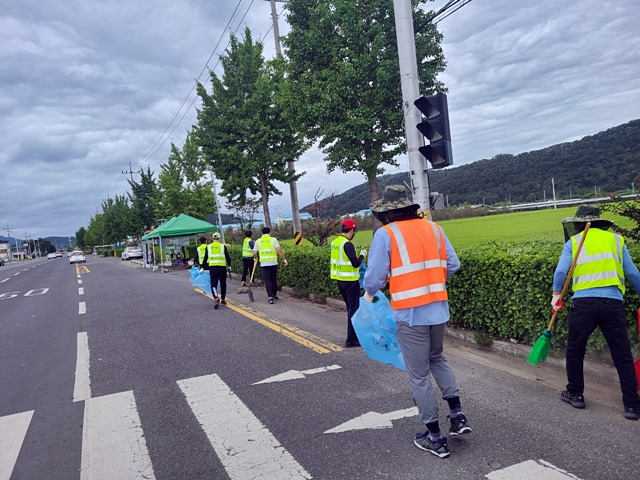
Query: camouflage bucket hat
[[369, 185, 420, 213], [561, 205, 614, 241]]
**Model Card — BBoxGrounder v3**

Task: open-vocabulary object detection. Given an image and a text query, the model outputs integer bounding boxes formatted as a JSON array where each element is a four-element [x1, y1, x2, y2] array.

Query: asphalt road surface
[[1, 256, 638, 480]]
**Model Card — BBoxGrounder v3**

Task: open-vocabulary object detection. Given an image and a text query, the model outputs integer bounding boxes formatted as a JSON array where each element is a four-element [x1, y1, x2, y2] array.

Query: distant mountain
[[302, 119, 640, 217], [0, 235, 75, 249]]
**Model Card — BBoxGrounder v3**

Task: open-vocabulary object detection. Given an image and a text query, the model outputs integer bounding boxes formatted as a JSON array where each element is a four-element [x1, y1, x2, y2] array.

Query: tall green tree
[[101, 195, 132, 244], [196, 28, 305, 227], [128, 166, 158, 237], [75, 226, 87, 249], [283, 0, 446, 206]]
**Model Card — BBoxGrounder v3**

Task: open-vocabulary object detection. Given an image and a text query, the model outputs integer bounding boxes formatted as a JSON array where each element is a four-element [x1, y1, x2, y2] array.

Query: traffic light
[[414, 93, 453, 168]]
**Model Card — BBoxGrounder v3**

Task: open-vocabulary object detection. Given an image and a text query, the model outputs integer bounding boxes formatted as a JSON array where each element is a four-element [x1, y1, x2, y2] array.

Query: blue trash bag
[[358, 263, 367, 288], [193, 270, 211, 291], [351, 292, 406, 370], [189, 266, 199, 285]]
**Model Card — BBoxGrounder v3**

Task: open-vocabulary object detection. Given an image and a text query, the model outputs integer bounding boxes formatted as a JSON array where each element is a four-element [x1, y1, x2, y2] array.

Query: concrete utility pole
[[211, 171, 225, 244], [5, 224, 13, 261], [122, 162, 140, 183], [393, 0, 432, 219], [265, 0, 303, 244]]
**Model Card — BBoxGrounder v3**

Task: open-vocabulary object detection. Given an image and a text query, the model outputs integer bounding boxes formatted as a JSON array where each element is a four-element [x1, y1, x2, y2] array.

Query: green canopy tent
[[142, 214, 217, 267]]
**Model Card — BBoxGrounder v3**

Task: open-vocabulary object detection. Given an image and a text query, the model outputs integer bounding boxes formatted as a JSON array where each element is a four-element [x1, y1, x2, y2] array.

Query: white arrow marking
[[253, 364, 342, 385], [324, 407, 418, 434], [486, 459, 582, 479], [0, 410, 34, 480]]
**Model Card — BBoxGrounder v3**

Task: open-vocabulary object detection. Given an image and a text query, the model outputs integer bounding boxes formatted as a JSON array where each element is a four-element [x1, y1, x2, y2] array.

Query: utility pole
[[211, 171, 225, 244], [393, 0, 431, 219], [265, 0, 302, 244], [122, 162, 140, 183], [5, 224, 13, 261]]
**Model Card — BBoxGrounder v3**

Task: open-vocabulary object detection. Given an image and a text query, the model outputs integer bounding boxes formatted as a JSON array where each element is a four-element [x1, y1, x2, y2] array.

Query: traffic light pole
[[393, 0, 432, 219]]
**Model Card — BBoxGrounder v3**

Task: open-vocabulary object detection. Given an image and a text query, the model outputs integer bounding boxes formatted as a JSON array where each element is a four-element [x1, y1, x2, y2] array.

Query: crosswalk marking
[[80, 391, 155, 480], [486, 459, 582, 479], [73, 332, 91, 402], [178, 374, 312, 480], [0, 410, 34, 480]]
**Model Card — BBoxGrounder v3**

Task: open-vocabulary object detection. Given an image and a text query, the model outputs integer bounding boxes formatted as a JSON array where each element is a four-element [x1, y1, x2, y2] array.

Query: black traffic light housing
[[414, 93, 453, 168]]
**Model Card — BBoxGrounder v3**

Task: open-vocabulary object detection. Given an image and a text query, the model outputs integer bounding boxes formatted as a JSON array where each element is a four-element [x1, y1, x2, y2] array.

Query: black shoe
[[273, 295, 278, 300], [560, 390, 585, 408], [624, 407, 639, 420], [413, 433, 450, 458], [241, 281, 246, 287], [220, 300, 226, 305], [268, 297, 274, 304], [448, 413, 472, 436], [344, 340, 361, 348], [214, 297, 220, 310]]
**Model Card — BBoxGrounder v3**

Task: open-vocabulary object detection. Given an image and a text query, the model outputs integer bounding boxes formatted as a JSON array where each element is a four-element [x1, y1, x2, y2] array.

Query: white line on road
[[253, 364, 342, 385], [178, 374, 312, 480], [324, 407, 418, 434], [79, 302, 86, 314], [0, 410, 34, 480], [0, 278, 8, 283], [486, 459, 582, 479], [78, 287, 84, 295], [78, 279, 82, 284], [77, 274, 81, 279], [80, 391, 155, 480], [13, 272, 19, 276], [73, 332, 91, 402]]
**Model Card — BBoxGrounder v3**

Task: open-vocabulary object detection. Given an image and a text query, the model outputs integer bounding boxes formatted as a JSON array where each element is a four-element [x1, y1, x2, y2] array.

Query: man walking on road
[[330, 219, 366, 348], [208, 232, 231, 310], [552, 205, 640, 420], [253, 227, 287, 304], [363, 185, 471, 459], [241, 230, 255, 287]]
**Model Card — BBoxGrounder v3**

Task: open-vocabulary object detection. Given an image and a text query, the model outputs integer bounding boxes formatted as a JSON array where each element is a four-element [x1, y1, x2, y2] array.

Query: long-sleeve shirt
[[552, 232, 640, 300], [342, 240, 364, 269], [363, 221, 460, 326]]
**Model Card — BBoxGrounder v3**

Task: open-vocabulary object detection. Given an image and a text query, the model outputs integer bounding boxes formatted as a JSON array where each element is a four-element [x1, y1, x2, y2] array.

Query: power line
[[415, 0, 473, 34]]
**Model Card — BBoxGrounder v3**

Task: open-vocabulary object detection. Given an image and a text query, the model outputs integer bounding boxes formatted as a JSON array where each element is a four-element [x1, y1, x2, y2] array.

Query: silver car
[[121, 246, 143, 260]]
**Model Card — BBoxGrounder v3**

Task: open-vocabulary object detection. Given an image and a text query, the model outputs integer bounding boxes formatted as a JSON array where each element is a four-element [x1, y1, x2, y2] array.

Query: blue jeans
[[566, 297, 640, 409]]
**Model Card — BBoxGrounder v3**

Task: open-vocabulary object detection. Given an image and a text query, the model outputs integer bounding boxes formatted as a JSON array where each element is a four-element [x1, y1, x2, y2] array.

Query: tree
[[226, 197, 262, 229], [128, 167, 158, 237], [283, 0, 446, 210], [196, 28, 306, 227], [75, 227, 87, 249], [101, 195, 132, 244], [601, 178, 640, 241], [303, 189, 342, 247]]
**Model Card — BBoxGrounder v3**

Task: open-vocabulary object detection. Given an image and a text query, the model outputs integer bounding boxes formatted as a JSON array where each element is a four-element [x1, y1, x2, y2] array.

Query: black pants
[[337, 280, 361, 344], [261, 265, 278, 299], [209, 266, 227, 300], [241, 257, 254, 283], [566, 297, 640, 408]]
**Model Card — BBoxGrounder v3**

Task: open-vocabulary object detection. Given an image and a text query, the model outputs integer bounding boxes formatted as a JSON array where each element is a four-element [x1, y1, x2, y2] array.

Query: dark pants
[[337, 280, 361, 344], [566, 297, 640, 408], [241, 257, 254, 283], [209, 266, 227, 300], [261, 265, 278, 299]]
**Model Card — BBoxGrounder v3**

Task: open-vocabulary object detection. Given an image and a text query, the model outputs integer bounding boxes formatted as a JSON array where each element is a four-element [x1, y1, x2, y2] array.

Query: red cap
[[342, 219, 357, 230]]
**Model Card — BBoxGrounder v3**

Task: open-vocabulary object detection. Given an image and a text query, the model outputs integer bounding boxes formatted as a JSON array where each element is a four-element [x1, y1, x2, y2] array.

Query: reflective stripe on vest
[[383, 218, 448, 309], [258, 235, 277, 263], [207, 242, 226, 267], [571, 229, 625, 294], [330, 236, 359, 281], [242, 237, 253, 258], [197, 244, 207, 264]]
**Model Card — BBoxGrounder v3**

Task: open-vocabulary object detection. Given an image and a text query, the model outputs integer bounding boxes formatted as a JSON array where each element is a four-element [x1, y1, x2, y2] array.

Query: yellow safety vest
[[330, 236, 359, 281], [571, 228, 625, 294], [197, 244, 207, 264], [242, 237, 253, 258], [258, 235, 277, 263], [207, 242, 226, 267]]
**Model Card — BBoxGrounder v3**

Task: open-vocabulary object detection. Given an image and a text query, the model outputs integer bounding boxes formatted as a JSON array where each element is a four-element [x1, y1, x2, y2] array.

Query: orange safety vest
[[383, 218, 448, 309]]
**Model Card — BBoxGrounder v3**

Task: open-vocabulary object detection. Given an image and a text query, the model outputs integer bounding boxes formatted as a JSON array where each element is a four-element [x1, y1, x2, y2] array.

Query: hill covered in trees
[[303, 119, 640, 217]]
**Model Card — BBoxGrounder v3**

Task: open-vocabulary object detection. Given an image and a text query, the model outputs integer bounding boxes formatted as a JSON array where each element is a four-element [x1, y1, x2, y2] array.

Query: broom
[[526, 222, 591, 365], [248, 259, 258, 303]]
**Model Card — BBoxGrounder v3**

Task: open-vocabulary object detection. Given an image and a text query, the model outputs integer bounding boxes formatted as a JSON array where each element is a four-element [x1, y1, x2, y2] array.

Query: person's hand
[[360, 248, 367, 258], [199, 268, 204, 274], [363, 292, 376, 303], [283, 259, 288, 267], [551, 293, 564, 311]]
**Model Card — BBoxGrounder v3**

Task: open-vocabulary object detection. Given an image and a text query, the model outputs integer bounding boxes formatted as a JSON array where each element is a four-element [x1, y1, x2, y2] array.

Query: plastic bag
[[189, 266, 199, 284], [358, 263, 366, 288], [193, 269, 211, 291], [352, 292, 406, 370]]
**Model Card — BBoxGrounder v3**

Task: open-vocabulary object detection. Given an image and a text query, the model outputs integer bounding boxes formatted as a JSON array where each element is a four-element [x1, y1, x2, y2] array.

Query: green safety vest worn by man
[[571, 228, 625, 293], [207, 242, 226, 267], [257, 235, 277, 264], [330, 236, 359, 281], [242, 237, 253, 259]]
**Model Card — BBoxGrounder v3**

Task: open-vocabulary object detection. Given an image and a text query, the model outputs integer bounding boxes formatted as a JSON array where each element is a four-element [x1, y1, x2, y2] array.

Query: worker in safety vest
[[197, 236, 209, 272], [363, 185, 470, 459], [330, 219, 367, 347], [208, 232, 231, 310], [253, 227, 287, 304], [552, 205, 640, 421], [241, 230, 255, 287]]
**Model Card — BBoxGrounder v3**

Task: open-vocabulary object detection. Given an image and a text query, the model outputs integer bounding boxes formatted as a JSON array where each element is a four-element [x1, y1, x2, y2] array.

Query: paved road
[[1, 256, 638, 479]]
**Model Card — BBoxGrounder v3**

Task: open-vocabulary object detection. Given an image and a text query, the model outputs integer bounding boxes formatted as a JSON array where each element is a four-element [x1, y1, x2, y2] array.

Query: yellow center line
[[76, 265, 90, 274], [194, 288, 342, 354]]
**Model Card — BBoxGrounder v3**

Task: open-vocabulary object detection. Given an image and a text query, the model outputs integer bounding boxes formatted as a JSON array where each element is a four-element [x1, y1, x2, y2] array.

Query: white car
[[121, 246, 143, 260], [69, 251, 86, 264], [47, 253, 57, 259]]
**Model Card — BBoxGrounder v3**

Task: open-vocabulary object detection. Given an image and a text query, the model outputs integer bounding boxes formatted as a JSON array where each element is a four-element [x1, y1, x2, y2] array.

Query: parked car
[[55, 252, 62, 257], [47, 253, 57, 259], [69, 251, 86, 264], [121, 246, 143, 260]]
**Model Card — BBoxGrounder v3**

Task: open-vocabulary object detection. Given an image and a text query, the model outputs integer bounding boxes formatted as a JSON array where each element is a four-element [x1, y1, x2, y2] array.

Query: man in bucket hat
[[552, 205, 640, 420], [363, 185, 471, 458]]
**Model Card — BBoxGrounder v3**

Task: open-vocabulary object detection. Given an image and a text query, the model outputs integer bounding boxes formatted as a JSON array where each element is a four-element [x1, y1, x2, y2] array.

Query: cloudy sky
[[1, 0, 639, 240]]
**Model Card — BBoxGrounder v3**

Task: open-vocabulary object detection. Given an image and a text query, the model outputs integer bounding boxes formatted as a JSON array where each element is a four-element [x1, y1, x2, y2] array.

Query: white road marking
[[78, 279, 82, 284], [253, 364, 342, 385], [486, 459, 582, 479], [0, 278, 8, 283], [78, 287, 84, 295], [73, 332, 91, 402], [178, 374, 312, 480], [13, 272, 19, 276], [77, 274, 81, 279], [79, 302, 86, 314], [0, 410, 34, 480], [324, 407, 418, 434], [80, 391, 155, 480]]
